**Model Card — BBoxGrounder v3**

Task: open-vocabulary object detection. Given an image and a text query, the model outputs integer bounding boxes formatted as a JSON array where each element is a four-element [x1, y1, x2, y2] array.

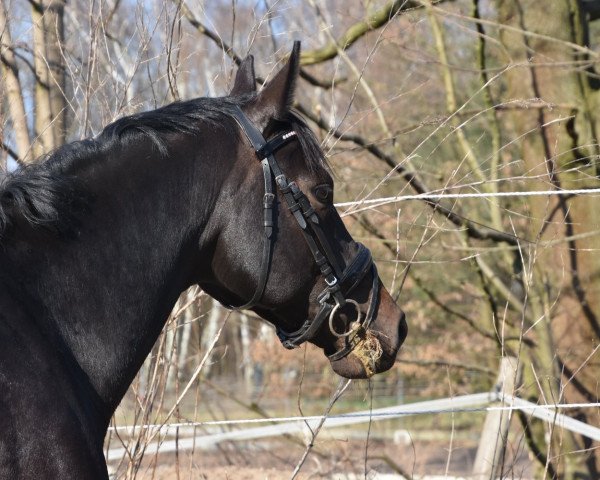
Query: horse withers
[[0, 42, 406, 479]]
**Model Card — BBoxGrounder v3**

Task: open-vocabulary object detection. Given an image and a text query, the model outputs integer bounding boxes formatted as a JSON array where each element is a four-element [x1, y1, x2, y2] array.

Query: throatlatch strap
[[226, 110, 273, 310]]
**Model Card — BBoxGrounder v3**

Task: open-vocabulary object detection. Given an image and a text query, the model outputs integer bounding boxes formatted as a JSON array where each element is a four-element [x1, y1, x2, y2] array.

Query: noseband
[[230, 106, 380, 361]]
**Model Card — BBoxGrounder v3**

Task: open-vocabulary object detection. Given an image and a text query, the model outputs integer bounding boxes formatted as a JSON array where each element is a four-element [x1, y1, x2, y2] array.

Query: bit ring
[[328, 299, 362, 338]]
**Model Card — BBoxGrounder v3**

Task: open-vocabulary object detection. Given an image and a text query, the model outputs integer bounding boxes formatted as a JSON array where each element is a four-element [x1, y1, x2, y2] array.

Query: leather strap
[[276, 244, 375, 351], [228, 157, 274, 310], [228, 105, 381, 359], [327, 265, 380, 361]]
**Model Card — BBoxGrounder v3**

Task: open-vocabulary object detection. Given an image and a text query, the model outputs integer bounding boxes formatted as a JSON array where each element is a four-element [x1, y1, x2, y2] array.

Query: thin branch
[[516, 411, 559, 478], [515, 1, 600, 341], [419, 273, 528, 345], [176, 0, 337, 89], [200, 378, 331, 456], [473, 0, 510, 255], [300, 0, 453, 66], [0, 141, 24, 166], [308, 0, 400, 153], [436, 4, 599, 59], [358, 207, 529, 350], [369, 454, 413, 479], [290, 379, 352, 479], [296, 102, 520, 246], [178, 1, 241, 63], [557, 355, 599, 404], [396, 357, 496, 376], [425, 0, 487, 186]]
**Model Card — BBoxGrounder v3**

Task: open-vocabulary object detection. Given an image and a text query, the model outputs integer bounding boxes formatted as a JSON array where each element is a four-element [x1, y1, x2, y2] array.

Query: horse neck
[[4, 134, 230, 418]]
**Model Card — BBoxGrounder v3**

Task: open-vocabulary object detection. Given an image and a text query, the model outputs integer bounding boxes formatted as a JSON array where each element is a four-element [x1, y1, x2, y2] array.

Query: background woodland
[[1, 0, 600, 478]]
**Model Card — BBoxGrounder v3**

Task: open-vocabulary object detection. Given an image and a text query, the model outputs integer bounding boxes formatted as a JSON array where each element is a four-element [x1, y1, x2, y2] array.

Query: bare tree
[[0, 0, 31, 163], [31, 0, 66, 156], [3, 0, 600, 478]]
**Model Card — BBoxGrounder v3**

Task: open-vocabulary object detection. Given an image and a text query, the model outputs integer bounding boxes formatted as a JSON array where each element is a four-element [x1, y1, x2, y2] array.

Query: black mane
[[0, 95, 326, 240], [0, 141, 96, 239]]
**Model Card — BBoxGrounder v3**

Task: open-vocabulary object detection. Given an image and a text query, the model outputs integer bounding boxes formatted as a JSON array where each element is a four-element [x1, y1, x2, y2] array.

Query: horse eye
[[314, 185, 333, 204]]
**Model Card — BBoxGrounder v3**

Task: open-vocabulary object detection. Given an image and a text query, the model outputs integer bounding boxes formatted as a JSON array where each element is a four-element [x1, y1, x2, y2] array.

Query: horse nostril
[[397, 309, 408, 345]]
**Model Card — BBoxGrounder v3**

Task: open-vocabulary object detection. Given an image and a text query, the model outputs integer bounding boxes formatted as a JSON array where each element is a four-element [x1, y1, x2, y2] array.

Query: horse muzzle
[[328, 284, 407, 379]]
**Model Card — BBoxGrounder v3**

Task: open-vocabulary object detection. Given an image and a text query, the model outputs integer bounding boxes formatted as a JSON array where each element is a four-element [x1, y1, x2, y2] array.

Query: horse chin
[[329, 328, 403, 379]]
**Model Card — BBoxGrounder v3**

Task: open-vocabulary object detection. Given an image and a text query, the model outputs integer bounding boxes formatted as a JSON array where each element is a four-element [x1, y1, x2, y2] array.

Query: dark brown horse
[[0, 43, 406, 479]]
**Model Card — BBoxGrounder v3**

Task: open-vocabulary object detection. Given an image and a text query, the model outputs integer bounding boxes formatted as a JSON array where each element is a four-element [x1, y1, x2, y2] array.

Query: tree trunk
[[496, 0, 600, 476], [31, 0, 67, 157], [0, 0, 32, 163]]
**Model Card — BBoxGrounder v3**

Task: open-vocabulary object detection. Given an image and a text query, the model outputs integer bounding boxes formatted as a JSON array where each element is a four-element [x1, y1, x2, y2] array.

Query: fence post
[[472, 356, 521, 479]]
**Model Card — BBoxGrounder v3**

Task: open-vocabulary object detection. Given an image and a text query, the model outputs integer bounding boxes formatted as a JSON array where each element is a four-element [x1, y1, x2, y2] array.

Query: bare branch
[[300, 0, 453, 66], [1, 140, 24, 166], [290, 379, 352, 479], [396, 357, 496, 376], [176, 0, 339, 89], [296, 102, 520, 246]]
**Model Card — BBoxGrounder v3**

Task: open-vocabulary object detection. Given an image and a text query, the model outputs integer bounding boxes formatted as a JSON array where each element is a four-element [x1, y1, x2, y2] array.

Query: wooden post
[[472, 356, 521, 479]]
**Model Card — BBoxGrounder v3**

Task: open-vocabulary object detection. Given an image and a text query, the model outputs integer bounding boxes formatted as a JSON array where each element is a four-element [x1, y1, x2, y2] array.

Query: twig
[[145, 310, 231, 446], [369, 454, 413, 479], [0, 141, 24, 166], [296, 102, 520, 246], [290, 378, 352, 479], [396, 357, 496, 375], [300, 0, 452, 66], [175, 0, 337, 89]]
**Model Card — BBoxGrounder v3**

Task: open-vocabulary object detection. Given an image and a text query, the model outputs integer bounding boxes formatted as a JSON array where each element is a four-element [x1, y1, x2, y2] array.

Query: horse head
[[202, 43, 407, 379]]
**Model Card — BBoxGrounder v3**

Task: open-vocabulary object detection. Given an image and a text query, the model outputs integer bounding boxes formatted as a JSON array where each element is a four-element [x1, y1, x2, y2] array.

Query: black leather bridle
[[229, 106, 380, 361]]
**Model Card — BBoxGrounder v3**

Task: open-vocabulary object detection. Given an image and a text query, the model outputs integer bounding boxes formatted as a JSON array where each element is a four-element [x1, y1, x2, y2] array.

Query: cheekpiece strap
[[229, 106, 380, 358]]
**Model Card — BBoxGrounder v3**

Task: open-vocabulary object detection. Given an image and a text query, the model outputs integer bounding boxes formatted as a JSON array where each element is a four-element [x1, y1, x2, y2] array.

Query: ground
[[108, 435, 533, 479]]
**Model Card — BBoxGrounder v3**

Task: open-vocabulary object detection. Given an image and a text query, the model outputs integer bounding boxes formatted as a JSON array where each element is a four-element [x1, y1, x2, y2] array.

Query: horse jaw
[[329, 285, 407, 379]]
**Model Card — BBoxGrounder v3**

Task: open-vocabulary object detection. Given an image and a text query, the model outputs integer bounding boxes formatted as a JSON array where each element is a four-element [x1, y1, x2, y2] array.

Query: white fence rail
[[105, 392, 600, 462]]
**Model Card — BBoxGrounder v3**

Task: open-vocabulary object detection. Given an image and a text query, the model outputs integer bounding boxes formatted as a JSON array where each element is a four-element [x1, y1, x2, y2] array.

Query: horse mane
[[100, 97, 241, 155], [0, 141, 97, 239], [0, 96, 327, 240]]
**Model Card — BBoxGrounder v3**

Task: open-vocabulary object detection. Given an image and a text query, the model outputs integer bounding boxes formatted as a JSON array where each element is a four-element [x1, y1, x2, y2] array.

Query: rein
[[230, 106, 380, 361]]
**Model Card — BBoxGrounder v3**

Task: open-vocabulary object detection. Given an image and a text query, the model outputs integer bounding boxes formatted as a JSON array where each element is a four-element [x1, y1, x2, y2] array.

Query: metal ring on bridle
[[328, 299, 362, 338]]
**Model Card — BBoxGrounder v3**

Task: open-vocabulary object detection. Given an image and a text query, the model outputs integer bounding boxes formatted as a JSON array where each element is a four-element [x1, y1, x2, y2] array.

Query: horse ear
[[231, 55, 257, 96], [250, 41, 301, 129]]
